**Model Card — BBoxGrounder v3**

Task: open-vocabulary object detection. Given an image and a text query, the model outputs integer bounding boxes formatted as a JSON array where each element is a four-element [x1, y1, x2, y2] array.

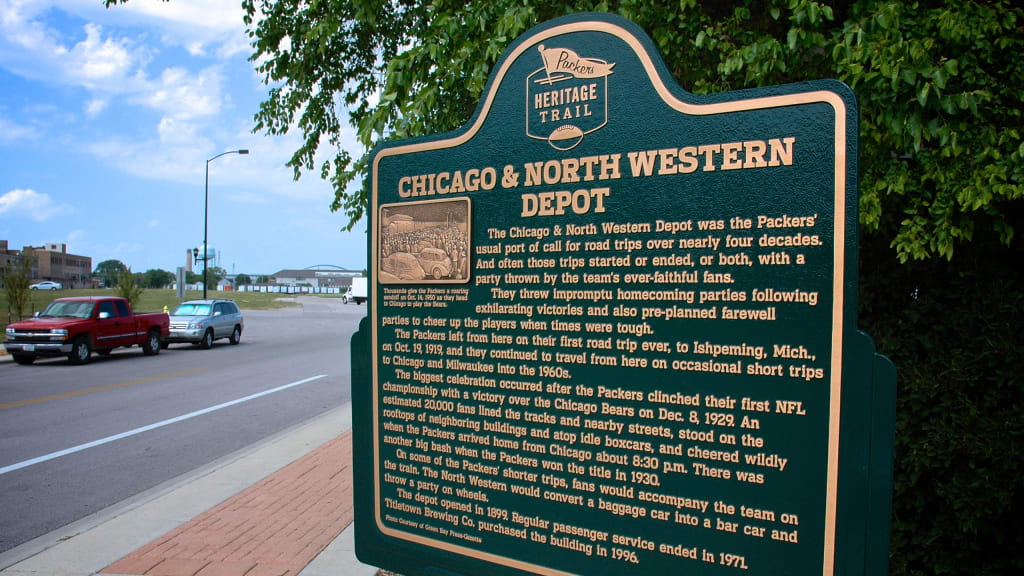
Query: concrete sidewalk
[[0, 403, 376, 576]]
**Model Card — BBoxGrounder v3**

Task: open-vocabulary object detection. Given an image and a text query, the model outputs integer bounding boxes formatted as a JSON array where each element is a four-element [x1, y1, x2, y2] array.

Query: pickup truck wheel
[[12, 354, 35, 365], [229, 326, 241, 345], [199, 329, 213, 350], [142, 330, 161, 355], [68, 336, 92, 365]]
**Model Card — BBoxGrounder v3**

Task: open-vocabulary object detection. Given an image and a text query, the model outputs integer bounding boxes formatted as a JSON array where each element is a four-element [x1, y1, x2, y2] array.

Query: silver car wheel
[[69, 336, 91, 365]]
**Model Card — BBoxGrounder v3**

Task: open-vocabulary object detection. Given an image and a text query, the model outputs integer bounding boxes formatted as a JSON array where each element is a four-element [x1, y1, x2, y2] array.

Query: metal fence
[[233, 285, 345, 295]]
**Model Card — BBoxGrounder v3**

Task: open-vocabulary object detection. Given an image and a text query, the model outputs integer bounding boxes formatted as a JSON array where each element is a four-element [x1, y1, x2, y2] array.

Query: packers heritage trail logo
[[526, 45, 614, 150]]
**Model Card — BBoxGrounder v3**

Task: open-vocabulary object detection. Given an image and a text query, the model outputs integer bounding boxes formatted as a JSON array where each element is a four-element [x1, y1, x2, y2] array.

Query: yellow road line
[[0, 368, 207, 411]]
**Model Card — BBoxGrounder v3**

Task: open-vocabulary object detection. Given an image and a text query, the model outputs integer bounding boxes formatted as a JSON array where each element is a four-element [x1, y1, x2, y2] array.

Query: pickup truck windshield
[[39, 301, 95, 318], [173, 303, 212, 316]]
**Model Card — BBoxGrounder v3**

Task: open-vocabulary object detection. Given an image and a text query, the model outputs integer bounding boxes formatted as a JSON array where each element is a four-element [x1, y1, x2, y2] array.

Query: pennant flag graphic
[[537, 45, 614, 84]]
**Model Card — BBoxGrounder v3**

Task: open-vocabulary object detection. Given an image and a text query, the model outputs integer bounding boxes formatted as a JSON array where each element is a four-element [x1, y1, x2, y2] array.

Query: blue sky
[[0, 0, 367, 276]]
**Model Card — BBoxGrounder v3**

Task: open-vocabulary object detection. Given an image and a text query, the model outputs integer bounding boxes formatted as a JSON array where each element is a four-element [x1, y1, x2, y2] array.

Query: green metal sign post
[[352, 13, 895, 576]]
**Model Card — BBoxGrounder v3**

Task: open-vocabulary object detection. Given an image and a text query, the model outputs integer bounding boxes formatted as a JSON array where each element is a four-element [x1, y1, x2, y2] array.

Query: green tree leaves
[[142, 269, 175, 289], [242, 0, 1021, 263], [207, 266, 228, 290], [94, 259, 128, 288], [834, 1, 1022, 261], [242, 0, 426, 228]]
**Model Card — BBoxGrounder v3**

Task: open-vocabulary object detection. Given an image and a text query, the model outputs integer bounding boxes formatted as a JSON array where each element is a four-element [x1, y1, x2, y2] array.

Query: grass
[[1, 288, 301, 335]]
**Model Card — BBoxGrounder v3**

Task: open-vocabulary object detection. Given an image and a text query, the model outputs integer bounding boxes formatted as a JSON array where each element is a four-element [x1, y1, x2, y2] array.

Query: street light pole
[[204, 149, 249, 299]]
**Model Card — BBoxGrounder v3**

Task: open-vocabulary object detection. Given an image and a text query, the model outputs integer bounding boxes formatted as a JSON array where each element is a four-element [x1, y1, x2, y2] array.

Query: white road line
[[0, 374, 328, 477]]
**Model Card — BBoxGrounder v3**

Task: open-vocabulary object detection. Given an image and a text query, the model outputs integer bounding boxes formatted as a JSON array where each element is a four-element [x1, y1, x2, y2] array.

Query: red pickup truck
[[3, 297, 170, 365]]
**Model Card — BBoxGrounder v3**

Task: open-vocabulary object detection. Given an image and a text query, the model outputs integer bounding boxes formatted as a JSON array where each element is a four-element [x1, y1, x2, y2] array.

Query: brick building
[[0, 240, 31, 288], [0, 241, 92, 288]]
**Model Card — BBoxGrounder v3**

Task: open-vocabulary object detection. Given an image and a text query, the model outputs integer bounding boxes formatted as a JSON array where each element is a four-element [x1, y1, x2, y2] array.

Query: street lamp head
[[238, 149, 249, 155]]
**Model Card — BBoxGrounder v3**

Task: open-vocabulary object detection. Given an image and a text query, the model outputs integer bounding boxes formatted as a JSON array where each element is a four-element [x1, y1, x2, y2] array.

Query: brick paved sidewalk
[[102, 431, 353, 576]]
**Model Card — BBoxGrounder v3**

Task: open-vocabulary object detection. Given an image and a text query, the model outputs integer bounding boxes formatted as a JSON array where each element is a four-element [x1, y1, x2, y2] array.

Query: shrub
[[114, 267, 144, 310]]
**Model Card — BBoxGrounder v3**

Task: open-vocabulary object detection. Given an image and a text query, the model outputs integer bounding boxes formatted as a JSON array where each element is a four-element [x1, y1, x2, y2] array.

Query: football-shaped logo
[[548, 124, 584, 150]]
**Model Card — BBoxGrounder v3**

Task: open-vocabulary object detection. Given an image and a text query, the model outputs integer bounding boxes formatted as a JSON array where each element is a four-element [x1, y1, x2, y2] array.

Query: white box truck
[[343, 277, 368, 304]]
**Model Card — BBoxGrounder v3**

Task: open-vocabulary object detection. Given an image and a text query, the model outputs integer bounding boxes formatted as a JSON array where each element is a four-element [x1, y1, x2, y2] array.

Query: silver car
[[166, 299, 244, 349]]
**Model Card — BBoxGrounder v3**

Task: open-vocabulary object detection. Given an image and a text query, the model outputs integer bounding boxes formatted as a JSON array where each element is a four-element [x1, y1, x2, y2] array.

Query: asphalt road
[[0, 296, 366, 554]]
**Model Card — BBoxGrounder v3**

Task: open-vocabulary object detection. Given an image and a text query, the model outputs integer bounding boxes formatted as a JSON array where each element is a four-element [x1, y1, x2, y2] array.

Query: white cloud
[[0, 188, 72, 221], [90, 240, 141, 262], [1, 1, 57, 57], [86, 121, 351, 207], [66, 23, 134, 85], [114, 241, 140, 254], [215, 31, 251, 60], [81, 0, 250, 59], [127, 0, 244, 33], [0, 4, 227, 124], [225, 189, 272, 205], [142, 66, 224, 119], [85, 134, 209, 183], [65, 229, 85, 254], [85, 98, 108, 116], [157, 116, 201, 144], [0, 115, 37, 143], [0, 7, 149, 92]]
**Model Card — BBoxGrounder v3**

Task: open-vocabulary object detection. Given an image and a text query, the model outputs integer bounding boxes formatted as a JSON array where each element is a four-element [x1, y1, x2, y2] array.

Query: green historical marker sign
[[353, 13, 895, 576]]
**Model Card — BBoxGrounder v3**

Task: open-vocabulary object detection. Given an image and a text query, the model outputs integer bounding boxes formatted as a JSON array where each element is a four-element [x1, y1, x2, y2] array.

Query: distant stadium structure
[[233, 264, 364, 294]]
